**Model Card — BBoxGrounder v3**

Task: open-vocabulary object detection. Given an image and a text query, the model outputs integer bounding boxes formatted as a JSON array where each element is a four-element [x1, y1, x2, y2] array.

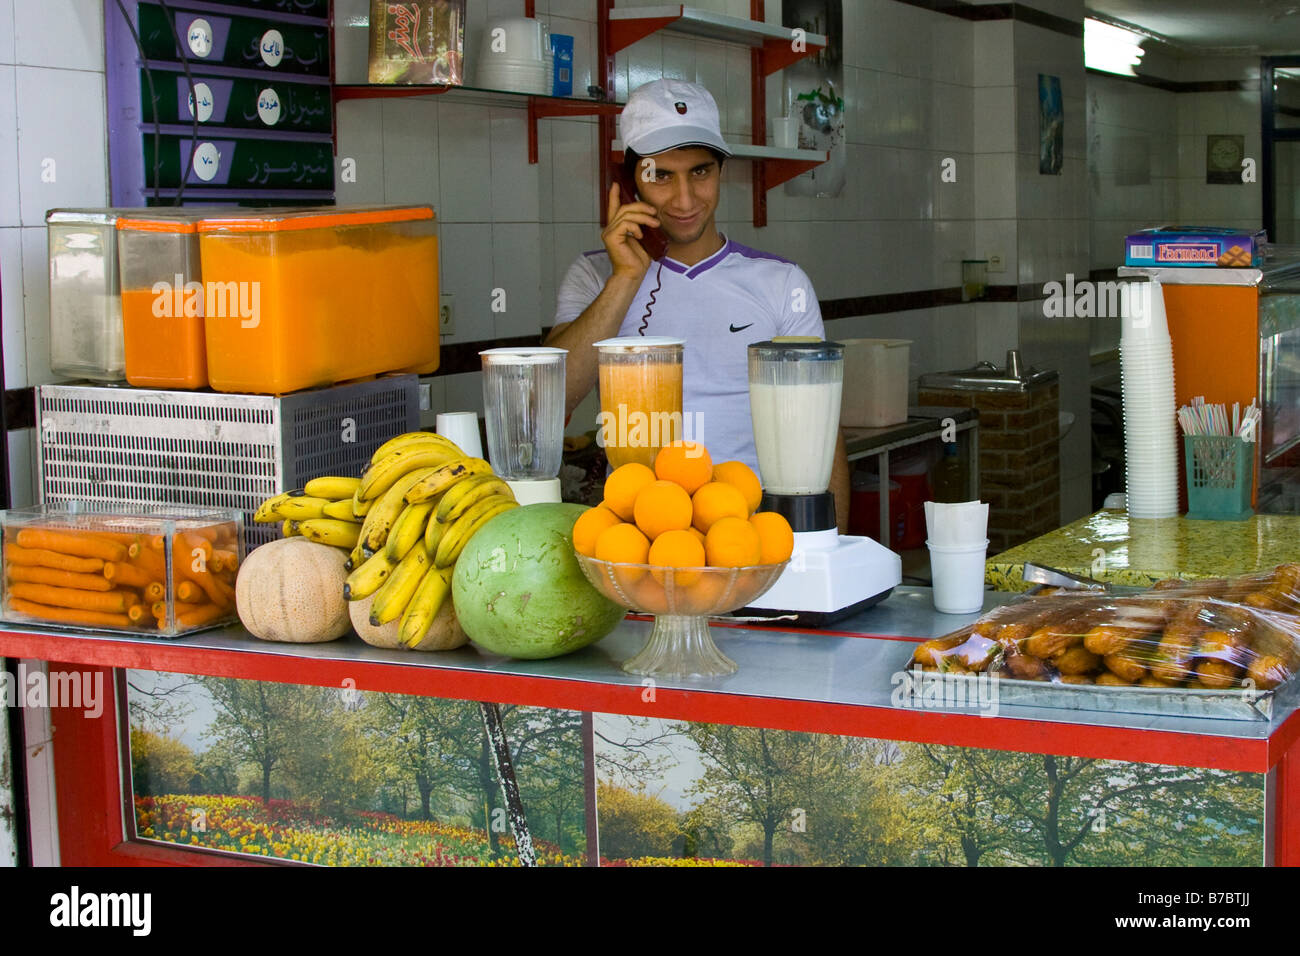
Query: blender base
[[737, 533, 902, 627], [505, 477, 561, 505]]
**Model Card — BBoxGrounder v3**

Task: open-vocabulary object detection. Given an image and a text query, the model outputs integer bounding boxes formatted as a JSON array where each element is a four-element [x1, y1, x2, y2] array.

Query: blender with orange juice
[[594, 337, 684, 469]]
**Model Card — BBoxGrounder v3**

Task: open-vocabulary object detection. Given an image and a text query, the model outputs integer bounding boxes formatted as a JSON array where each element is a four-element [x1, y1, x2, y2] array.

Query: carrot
[[127, 603, 148, 624], [8, 597, 133, 629], [175, 580, 207, 604], [9, 582, 137, 614], [177, 602, 231, 629], [4, 544, 103, 574], [15, 529, 126, 563], [102, 561, 153, 589], [212, 549, 238, 573], [7, 565, 113, 591], [188, 526, 220, 543], [144, 581, 166, 603], [130, 544, 168, 580], [148, 535, 166, 552], [179, 532, 213, 564], [172, 552, 231, 608]]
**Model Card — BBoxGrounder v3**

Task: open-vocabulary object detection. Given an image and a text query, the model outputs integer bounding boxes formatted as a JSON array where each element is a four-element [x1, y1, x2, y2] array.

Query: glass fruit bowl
[[574, 553, 788, 678]]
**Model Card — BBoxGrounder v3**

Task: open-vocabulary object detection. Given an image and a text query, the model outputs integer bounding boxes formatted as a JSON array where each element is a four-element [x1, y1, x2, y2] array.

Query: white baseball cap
[[619, 79, 731, 158]]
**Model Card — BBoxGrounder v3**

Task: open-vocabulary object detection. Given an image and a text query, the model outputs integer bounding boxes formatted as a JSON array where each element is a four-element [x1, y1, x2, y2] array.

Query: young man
[[546, 79, 850, 526]]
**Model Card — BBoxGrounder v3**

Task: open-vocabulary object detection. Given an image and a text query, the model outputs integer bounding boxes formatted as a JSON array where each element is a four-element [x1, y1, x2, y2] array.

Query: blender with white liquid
[[742, 339, 902, 624]]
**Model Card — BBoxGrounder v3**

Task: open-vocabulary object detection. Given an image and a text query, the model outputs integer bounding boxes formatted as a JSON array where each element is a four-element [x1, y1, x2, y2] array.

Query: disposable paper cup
[[436, 411, 484, 459], [927, 538, 988, 614], [770, 114, 800, 149]]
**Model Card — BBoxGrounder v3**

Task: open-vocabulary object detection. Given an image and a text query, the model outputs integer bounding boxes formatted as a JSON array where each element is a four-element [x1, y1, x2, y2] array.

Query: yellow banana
[[322, 498, 361, 522], [435, 495, 518, 568], [357, 445, 464, 501], [358, 467, 440, 556], [276, 494, 333, 521], [298, 518, 362, 549], [255, 490, 300, 523], [304, 475, 362, 500], [282, 519, 300, 537], [370, 431, 464, 463], [400, 565, 455, 648], [425, 509, 449, 554], [384, 502, 436, 562], [344, 549, 398, 601], [405, 457, 496, 504], [352, 486, 373, 517], [437, 475, 514, 524], [369, 544, 432, 626], [346, 540, 366, 572]]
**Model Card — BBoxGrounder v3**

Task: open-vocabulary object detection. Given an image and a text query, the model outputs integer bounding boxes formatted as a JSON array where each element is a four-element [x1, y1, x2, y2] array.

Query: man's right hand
[[603, 183, 660, 280]]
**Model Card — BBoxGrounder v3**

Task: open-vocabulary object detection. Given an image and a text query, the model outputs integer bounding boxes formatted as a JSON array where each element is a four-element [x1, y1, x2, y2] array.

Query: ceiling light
[[1085, 18, 1146, 76]]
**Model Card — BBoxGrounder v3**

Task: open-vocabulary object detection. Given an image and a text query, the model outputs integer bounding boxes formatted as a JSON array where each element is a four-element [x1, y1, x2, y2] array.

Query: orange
[[654, 441, 714, 495], [689, 527, 707, 548], [572, 504, 623, 557], [749, 511, 794, 564], [682, 570, 731, 614], [633, 480, 693, 540], [705, 516, 762, 568], [603, 463, 656, 522], [691, 481, 749, 534], [648, 528, 707, 587], [712, 460, 762, 514], [630, 574, 668, 613], [594, 522, 650, 587]]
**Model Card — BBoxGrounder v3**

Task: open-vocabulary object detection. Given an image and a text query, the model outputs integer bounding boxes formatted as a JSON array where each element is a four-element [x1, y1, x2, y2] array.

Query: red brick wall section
[[918, 384, 1061, 552]]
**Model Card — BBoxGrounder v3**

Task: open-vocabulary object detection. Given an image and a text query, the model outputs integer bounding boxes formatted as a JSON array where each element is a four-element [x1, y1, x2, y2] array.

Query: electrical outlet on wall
[[987, 254, 1005, 273], [440, 294, 455, 336]]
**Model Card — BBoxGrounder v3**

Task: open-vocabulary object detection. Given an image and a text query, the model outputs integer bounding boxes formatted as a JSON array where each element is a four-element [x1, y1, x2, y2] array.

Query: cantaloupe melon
[[349, 590, 468, 651], [235, 537, 350, 643]]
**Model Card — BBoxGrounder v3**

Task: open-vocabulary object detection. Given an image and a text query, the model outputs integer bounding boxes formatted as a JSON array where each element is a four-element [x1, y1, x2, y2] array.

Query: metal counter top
[[3, 586, 1297, 767]]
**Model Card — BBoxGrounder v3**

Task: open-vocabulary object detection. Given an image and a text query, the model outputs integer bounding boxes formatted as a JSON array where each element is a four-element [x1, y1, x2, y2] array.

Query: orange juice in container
[[594, 337, 684, 469], [116, 212, 208, 389], [197, 206, 439, 394]]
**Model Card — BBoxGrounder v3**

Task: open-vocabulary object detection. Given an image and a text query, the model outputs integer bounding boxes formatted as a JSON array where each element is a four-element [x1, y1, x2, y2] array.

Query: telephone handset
[[611, 164, 668, 261]]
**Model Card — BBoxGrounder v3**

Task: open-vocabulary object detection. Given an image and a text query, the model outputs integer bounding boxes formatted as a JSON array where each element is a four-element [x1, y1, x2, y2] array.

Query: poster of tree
[[126, 671, 586, 866], [592, 714, 1265, 867]]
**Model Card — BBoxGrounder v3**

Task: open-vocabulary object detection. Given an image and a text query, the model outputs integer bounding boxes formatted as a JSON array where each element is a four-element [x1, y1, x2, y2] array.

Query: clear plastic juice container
[[116, 212, 208, 389], [46, 209, 132, 381], [594, 337, 684, 470], [197, 206, 440, 394]]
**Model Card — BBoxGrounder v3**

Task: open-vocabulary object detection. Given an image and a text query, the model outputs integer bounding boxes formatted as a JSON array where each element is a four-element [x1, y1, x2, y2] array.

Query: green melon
[[452, 502, 625, 659]]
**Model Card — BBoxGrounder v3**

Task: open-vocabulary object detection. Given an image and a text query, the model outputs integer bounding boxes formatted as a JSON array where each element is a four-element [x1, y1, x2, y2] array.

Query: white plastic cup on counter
[[927, 537, 989, 614], [436, 411, 484, 459]]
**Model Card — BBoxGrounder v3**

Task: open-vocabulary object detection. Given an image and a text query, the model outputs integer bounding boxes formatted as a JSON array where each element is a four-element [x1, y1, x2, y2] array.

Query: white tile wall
[[334, 99, 386, 205], [381, 98, 439, 206], [14, 66, 107, 227], [13, 0, 103, 71], [0, 226, 24, 388], [0, 0, 14, 66], [0, 66, 17, 226]]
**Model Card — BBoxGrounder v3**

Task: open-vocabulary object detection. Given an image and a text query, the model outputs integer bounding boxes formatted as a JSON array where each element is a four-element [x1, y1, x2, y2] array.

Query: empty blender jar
[[479, 347, 567, 503]]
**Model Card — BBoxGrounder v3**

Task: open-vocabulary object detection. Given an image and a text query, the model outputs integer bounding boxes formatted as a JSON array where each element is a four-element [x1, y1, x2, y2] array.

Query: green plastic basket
[[1184, 435, 1253, 521]]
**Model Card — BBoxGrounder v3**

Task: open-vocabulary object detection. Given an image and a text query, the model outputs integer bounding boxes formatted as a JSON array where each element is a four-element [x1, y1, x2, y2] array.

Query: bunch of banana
[[342, 431, 520, 648], [253, 476, 364, 552]]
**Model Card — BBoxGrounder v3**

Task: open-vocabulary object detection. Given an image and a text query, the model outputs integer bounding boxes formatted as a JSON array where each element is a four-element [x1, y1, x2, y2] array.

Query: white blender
[[479, 347, 567, 505], [742, 339, 902, 624]]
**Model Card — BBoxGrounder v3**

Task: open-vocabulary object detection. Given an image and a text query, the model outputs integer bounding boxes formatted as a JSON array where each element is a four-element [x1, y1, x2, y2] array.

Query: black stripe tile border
[[1088, 69, 1256, 93], [892, 0, 1083, 38]]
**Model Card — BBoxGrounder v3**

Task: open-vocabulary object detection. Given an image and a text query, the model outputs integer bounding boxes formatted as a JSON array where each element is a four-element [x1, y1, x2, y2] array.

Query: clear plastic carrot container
[[0, 506, 244, 637], [46, 209, 130, 381], [197, 206, 440, 394], [116, 212, 208, 389]]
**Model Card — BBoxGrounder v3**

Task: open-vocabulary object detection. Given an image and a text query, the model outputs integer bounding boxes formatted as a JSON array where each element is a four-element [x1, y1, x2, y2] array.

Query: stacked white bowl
[[1120, 279, 1179, 518], [475, 17, 551, 95]]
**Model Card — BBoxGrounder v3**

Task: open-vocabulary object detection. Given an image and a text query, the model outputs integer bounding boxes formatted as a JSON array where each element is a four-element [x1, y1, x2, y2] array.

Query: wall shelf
[[608, 4, 827, 74]]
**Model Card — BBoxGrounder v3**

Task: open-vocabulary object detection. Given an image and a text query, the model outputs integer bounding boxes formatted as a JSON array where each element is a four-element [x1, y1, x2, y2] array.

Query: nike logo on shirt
[[729, 323, 754, 333]]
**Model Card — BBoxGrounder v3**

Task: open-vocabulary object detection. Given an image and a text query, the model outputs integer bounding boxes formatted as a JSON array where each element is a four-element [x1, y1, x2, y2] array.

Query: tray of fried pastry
[[908, 565, 1300, 721]]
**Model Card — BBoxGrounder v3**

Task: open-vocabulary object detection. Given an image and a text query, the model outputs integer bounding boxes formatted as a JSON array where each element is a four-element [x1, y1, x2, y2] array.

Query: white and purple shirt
[[555, 236, 824, 475]]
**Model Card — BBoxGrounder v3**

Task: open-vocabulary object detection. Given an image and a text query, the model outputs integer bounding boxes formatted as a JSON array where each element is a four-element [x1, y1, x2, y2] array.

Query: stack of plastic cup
[[924, 500, 990, 614], [1120, 279, 1178, 519]]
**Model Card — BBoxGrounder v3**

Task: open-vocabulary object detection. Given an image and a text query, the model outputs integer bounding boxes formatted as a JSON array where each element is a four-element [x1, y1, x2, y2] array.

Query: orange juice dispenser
[[593, 337, 684, 469], [116, 212, 209, 389], [1121, 254, 1300, 512], [196, 206, 440, 394]]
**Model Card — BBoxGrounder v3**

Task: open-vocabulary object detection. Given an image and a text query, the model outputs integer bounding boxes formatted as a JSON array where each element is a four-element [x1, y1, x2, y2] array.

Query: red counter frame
[[6, 629, 1298, 866]]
